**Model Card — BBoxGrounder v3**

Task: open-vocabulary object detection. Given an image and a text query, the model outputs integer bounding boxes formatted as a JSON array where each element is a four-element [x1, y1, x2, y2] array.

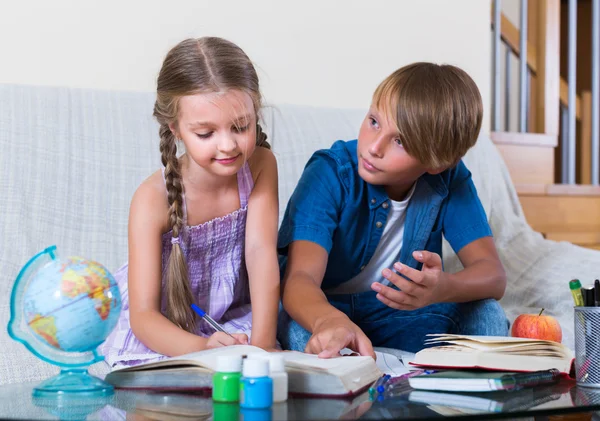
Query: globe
[[8, 245, 121, 398]]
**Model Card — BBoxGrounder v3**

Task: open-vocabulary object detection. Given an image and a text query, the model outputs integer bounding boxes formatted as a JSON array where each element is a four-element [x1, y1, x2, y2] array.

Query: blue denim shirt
[[277, 139, 492, 291]]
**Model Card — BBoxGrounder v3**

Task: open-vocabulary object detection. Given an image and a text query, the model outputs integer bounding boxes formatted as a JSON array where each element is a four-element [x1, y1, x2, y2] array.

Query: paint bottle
[[240, 358, 273, 409], [212, 355, 242, 402], [264, 354, 288, 402]]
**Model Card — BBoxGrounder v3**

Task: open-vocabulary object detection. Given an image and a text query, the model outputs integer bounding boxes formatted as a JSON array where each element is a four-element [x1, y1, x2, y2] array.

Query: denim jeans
[[277, 291, 509, 353]]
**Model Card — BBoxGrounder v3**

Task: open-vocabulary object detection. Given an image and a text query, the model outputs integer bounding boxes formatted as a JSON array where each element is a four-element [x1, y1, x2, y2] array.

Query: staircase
[[491, 0, 600, 250], [493, 132, 600, 250]]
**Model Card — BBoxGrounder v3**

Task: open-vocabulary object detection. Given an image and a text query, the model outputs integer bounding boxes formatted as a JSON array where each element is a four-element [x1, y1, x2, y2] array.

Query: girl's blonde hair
[[373, 62, 483, 169], [153, 37, 269, 332]]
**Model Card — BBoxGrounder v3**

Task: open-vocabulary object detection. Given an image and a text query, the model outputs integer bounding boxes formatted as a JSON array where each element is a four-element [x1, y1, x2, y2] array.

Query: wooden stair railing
[[489, 2, 600, 250], [492, 11, 582, 120]]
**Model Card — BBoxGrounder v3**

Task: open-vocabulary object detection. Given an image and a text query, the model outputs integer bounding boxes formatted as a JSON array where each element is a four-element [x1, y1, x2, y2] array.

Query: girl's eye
[[233, 124, 250, 133], [369, 117, 379, 129], [196, 132, 213, 139], [394, 138, 403, 146]]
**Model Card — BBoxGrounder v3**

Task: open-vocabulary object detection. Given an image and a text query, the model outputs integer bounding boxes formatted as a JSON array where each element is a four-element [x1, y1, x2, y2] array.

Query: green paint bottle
[[213, 355, 242, 402]]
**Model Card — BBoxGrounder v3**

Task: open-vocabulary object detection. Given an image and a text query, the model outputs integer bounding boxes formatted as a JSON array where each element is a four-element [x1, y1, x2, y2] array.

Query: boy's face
[[357, 106, 433, 200]]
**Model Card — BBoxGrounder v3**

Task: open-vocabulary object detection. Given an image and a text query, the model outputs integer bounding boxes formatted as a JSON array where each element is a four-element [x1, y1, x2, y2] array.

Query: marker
[[369, 374, 390, 395], [191, 304, 236, 340], [376, 375, 391, 393], [595, 279, 600, 307], [583, 286, 595, 307], [569, 279, 585, 307]]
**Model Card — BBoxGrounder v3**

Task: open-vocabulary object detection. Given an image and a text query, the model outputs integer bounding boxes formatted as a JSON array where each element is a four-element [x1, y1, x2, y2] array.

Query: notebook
[[104, 345, 383, 398], [407, 369, 561, 392], [410, 334, 574, 375]]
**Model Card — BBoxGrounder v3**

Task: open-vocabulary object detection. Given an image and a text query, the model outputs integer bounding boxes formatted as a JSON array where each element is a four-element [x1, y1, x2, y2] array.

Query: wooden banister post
[[535, 0, 560, 137], [580, 91, 593, 184]]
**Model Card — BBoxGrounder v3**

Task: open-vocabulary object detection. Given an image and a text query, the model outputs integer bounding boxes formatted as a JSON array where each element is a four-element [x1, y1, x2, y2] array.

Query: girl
[[101, 37, 280, 368]]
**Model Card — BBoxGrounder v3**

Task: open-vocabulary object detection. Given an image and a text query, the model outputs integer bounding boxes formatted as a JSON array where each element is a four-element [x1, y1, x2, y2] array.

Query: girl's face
[[171, 89, 257, 177]]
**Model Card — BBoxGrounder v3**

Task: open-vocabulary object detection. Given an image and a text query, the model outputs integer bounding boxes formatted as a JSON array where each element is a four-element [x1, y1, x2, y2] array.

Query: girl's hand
[[371, 250, 448, 310], [206, 332, 249, 349]]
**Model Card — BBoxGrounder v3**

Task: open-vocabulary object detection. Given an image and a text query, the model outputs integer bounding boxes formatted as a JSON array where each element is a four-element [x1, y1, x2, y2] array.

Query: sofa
[[2, 83, 600, 386]]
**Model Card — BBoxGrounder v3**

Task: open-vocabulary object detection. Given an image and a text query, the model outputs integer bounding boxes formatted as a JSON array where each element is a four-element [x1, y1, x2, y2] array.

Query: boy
[[277, 63, 509, 358]]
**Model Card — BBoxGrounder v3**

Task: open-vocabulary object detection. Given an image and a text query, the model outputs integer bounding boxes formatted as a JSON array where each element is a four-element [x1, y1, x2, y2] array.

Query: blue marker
[[369, 374, 390, 395], [191, 304, 236, 340], [377, 375, 391, 393]]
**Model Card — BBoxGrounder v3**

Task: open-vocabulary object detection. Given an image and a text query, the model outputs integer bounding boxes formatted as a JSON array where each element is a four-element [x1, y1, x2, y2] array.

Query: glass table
[[2, 379, 600, 420]]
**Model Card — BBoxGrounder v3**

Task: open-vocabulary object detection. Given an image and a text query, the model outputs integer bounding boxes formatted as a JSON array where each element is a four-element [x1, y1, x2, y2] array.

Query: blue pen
[[191, 304, 236, 340], [369, 374, 390, 395], [377, 375, 391, 393]]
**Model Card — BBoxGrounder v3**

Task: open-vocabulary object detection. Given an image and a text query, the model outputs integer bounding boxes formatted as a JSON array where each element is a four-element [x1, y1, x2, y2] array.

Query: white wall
[[0, 0, 492, 133]]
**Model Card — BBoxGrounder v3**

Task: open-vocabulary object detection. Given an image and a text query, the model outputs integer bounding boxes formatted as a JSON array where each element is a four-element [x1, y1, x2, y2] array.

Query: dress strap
[[161, 167, 188, 224], [236, 162, 254, 208]]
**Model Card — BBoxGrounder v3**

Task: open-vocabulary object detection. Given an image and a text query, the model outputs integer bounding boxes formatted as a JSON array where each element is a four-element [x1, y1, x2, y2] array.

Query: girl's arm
[[245, 147, 280, 349], [127, 174, 211, 356]]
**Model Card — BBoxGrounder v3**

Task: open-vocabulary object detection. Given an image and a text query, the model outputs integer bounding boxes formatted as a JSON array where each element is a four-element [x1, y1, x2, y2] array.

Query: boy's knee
[[457, 299, 509, 336], [277, 310, 311, 351]]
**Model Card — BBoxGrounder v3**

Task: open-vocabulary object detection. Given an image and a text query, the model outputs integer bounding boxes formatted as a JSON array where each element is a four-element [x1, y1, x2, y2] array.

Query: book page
[[424, 335, 573, 359], [172, 345, 267, 369], [282, 351, 373, 371], [119, 345, 266, 372], [425, 334, 565, 346], [425, 340, 568, 356], [375, 350, 412, 376]]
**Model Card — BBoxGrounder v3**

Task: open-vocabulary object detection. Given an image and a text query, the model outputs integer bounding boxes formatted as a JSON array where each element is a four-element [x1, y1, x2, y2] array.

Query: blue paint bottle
[[240, 358, 273, 409]]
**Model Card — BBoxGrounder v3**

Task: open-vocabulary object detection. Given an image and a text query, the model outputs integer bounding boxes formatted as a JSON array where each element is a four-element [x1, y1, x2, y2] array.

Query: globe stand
[[32, 384, 114, 421], [33, 368, 114, 398], [7, 245, 122, 401]]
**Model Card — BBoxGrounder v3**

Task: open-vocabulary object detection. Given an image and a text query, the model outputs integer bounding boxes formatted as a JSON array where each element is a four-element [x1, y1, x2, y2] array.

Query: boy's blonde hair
[[372, 62, 483, 169]]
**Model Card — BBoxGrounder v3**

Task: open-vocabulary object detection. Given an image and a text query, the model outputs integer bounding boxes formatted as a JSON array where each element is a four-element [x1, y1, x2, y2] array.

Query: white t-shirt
[[326, 184, 416, 294]]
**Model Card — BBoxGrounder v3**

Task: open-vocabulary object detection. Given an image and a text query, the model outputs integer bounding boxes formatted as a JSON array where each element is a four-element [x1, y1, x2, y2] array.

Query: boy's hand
[[206, 332, 249, 349], [371, 250, 448, 310], [305, 315, 375, 359]]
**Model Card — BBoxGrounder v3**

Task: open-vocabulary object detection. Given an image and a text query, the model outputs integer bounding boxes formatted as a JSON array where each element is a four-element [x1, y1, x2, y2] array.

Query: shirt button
[[382, 202, 389, 209], [371, 198, 376, 204], [376, 221, 383, 228], [360, 265, 366, 270]]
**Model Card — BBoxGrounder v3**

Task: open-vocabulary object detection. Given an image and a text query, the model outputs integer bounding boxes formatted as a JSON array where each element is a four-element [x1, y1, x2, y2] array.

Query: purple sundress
[[100, 162, 254, 369]]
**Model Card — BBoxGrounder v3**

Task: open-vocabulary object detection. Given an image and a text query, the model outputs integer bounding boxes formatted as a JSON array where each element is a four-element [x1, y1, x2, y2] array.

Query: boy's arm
[[371, 161, 506, 309], [245, 148, 280, 350], [279, 149, 374, 358], [282, 240, 374, 358], [439, 160, 507, 301], [443, 236, 506, 301], [372, 241, 505, 310]]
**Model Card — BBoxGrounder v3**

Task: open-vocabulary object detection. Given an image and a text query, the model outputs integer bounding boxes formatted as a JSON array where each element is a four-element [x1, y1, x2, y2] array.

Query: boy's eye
[[394, 138, 403, 146], [233, 124, 250, 133], [196, 132, 213, 139], [369, 117, 379, 128]]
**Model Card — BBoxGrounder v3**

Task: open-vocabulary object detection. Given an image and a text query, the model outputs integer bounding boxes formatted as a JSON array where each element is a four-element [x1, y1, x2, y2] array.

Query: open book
[[410, 334, 574, 375], [104, 345, 383, 398]]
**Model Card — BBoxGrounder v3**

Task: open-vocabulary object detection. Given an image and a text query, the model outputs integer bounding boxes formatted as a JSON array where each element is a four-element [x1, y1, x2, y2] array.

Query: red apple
[[511, 309, 562, 343]]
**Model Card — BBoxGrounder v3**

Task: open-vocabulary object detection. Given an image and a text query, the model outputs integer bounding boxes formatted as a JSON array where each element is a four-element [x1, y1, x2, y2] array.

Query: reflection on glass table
[[3, 379, 600, 420]]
